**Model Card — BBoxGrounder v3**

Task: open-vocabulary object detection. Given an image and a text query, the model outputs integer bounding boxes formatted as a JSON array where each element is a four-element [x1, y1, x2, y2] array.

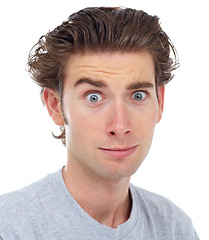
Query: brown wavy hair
[[27, 7, 179, 146]]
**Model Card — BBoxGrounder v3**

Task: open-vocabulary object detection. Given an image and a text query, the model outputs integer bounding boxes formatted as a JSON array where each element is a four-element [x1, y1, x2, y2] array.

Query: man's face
[[59, 52, 164, 179]]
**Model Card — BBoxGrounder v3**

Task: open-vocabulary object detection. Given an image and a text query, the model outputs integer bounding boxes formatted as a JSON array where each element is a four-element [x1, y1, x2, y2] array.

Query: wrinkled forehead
[[63, 51, 156, 88]]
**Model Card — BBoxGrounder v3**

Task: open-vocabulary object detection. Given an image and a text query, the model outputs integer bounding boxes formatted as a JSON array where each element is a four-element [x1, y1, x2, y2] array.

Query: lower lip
[[99, 146, 137, 159]]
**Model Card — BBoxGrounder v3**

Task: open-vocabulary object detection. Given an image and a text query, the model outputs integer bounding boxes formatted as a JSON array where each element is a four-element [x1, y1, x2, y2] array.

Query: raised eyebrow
[[73, 78, 107, 88], [126, 81, 154, 90]]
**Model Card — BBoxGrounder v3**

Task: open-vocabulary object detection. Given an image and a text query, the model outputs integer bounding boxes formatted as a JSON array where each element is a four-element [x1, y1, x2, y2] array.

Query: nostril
[[109, 130, 131, 136], [125, 130, 131, 135]]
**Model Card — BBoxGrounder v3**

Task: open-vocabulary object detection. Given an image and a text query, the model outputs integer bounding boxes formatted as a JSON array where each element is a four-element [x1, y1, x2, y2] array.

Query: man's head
[[28, 8, 177, 172], [43, 51, 165, 179], [27, 7, 178, 146]]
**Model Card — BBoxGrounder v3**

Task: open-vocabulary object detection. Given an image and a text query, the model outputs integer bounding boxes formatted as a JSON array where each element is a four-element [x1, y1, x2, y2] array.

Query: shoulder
[[0, 170, 59, 237], [130, 184, 199, 239], [0, 188, 33, 238], [0, 172, 50, 211], [131, 184, 189, 218]]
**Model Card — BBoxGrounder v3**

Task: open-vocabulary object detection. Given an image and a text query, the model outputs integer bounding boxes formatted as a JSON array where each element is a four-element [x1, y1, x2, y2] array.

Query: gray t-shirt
[[0, 168, 199, 239]]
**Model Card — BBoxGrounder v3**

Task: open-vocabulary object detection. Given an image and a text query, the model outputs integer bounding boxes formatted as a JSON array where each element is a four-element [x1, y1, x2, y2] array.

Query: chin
[[97, 158, 144, 180]]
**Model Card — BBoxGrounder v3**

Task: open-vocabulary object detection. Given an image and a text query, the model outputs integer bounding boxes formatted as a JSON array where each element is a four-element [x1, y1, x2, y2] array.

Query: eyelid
[[132, 90, 149, 95], [133, 89, 149, 93], [85, 90, 103, 99], [85, 90, 103, 96]]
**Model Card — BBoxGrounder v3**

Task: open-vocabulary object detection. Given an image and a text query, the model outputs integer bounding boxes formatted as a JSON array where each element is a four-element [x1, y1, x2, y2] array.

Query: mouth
[[99, 145, 138, 159]]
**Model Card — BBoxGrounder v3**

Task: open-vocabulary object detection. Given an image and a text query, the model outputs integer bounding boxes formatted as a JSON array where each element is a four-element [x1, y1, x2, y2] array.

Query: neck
[[62, 162, 132, 228]]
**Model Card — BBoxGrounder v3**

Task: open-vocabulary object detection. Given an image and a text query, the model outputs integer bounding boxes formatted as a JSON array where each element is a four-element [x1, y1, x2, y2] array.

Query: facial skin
[[44, 51, 164, 182]]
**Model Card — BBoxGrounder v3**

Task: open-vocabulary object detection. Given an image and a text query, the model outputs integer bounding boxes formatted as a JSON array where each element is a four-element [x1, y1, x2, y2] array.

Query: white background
[[0, 0, 208, 239]]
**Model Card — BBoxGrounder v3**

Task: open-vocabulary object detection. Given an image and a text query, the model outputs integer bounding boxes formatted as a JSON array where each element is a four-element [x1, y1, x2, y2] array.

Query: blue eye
[[86, 93, 102, 103], [132, 91, 146, 101]]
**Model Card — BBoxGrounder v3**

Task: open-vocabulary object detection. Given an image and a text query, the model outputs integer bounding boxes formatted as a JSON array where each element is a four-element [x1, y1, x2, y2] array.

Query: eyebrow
[[73, 78, 154, 90], [126, 81, 154, 90], [74, 78, 106, 88]]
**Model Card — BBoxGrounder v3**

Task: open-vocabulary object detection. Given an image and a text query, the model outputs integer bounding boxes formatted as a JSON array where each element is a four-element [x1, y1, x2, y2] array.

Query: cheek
[[66, 108, 101, 143], [134, 104, 158, 136]]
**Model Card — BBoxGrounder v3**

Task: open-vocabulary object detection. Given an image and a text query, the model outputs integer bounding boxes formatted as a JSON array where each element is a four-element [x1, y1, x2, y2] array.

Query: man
[[0, 7, 199, 239]]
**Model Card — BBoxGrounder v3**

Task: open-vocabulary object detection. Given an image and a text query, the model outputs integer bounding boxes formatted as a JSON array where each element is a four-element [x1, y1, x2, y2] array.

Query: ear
[[156, 86, 165, 123], [43, 88, 65, 126]]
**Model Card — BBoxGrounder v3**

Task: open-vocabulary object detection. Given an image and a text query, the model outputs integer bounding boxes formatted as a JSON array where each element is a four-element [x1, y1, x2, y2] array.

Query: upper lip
[[99, 145, 137, 151]]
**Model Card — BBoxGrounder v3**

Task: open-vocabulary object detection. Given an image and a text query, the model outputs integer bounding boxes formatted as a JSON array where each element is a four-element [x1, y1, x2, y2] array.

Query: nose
[[106, 102, 132, 138]]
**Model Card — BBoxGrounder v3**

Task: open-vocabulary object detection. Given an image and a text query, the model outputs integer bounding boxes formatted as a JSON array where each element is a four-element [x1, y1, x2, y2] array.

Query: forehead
[[64, 51, 155, 86]]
